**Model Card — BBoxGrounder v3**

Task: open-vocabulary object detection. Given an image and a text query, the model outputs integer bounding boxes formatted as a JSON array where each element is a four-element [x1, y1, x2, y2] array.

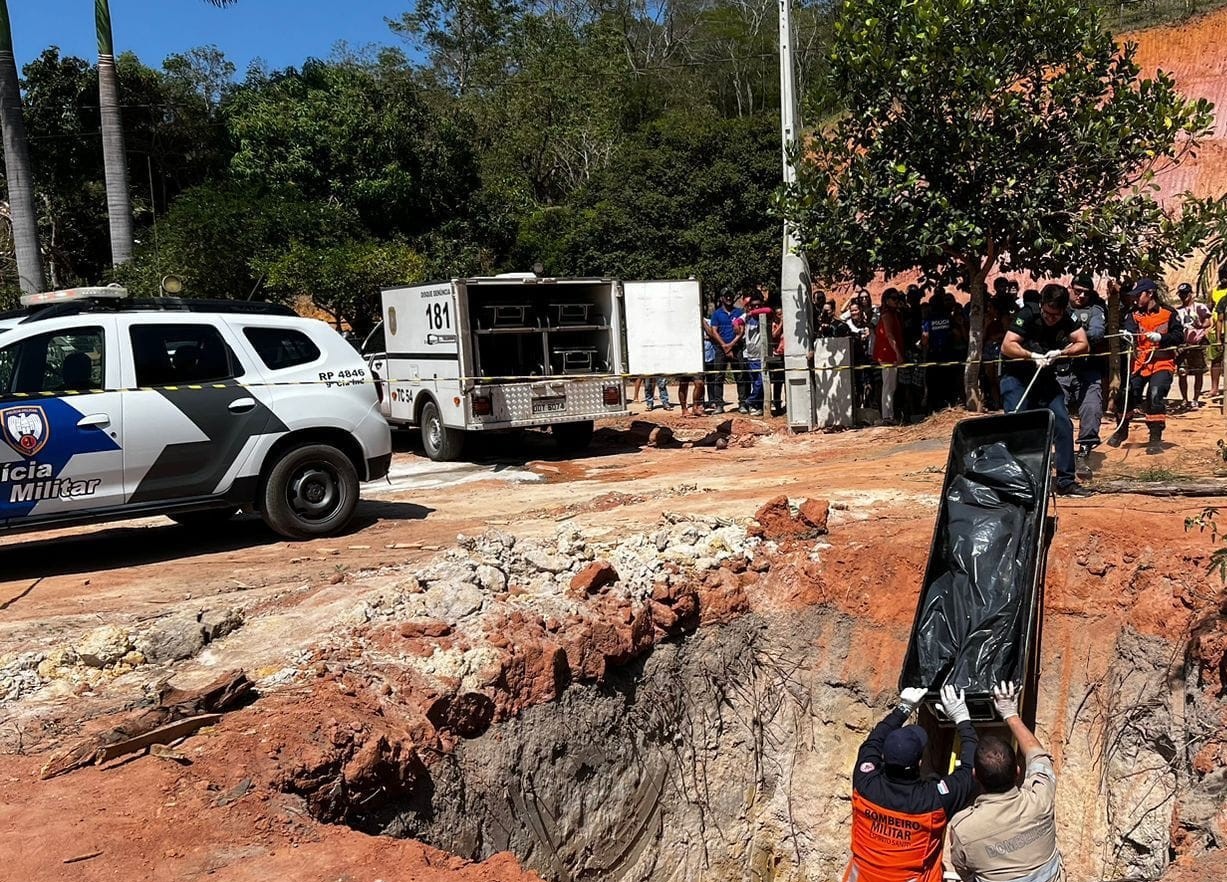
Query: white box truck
[[363, 275, 703, 461]]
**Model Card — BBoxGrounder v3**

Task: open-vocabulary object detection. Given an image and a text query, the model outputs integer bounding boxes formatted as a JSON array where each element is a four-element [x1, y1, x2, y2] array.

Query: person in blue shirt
[[708, 288, 745, 412]]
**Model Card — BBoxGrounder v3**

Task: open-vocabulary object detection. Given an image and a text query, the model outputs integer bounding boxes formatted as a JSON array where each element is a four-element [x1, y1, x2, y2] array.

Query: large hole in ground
[[317, 606, 1212, 882], [384, 613, 847, 881], [269, 514, 1226, 882]]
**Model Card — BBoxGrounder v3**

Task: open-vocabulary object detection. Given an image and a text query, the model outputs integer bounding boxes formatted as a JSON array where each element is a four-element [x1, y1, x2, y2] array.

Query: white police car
[[0, 286, 392, 539]]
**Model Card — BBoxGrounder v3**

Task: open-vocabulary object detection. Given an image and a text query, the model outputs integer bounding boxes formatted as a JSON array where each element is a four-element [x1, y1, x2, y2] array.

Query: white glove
[[1031, 351, 1053, 369], [899, 687, 928, 714], [1045, 349, 1064, 360], [993, 681, 1020, 720], [1145, 332, 1162, 343], [939, 684, 970, 724]]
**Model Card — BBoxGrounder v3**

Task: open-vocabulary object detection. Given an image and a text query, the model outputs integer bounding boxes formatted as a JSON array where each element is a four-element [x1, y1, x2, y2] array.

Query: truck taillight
[[472, 394, 492, 416], [603, 385, 621, 406]]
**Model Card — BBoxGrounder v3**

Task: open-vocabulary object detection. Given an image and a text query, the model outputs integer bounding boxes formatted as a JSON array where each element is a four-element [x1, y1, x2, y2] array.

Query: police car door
[[120, 319, 272, 507], [0, 317, 126, 523]]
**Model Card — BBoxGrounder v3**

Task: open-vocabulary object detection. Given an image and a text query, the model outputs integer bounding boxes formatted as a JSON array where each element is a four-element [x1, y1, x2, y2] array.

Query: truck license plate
[[531, 395, 566, 414]]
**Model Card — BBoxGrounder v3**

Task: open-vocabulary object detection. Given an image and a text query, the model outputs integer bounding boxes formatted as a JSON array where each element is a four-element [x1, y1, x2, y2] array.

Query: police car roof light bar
[[19, 297, 296, 325], [20, 285, 129, 308]]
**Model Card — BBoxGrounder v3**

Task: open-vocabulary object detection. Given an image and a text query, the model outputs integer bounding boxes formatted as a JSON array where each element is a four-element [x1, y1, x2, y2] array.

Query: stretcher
[[897, 411, 1059, 763]]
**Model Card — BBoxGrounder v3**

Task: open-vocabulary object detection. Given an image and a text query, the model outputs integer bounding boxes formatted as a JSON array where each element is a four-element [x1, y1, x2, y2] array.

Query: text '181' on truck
[[363, 275, 704, 461]]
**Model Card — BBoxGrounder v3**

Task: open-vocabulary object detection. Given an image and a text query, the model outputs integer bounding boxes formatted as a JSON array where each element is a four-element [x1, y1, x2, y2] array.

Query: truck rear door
[[622, 280, 704, 376]]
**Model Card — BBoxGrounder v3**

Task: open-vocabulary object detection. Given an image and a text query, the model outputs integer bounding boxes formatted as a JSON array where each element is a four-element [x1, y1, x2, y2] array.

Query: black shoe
[[1146, 425, 1163, 455], [1075, 453, 1093, 481], [1106, 432, 1125, 448], [1057, 483, 1093, 497]]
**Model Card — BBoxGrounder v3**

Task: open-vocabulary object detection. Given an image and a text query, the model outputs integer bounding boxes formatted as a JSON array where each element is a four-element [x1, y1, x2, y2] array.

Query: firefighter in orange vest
[[1107, 279, 1184, 455], [845, 685, 978, 882]]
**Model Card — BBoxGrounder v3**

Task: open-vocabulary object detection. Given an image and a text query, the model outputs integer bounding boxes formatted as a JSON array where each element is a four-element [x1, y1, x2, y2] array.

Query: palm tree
[[0, 0, 45, 293], [96, 0, 236, 267]]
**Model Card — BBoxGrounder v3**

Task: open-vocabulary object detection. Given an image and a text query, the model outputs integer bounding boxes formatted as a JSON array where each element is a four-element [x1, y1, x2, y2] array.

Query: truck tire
[[260, 443, 359, 540], [168, 507, 238, 529], [420, 400, 465, 462], [553, 420, 594, 453]]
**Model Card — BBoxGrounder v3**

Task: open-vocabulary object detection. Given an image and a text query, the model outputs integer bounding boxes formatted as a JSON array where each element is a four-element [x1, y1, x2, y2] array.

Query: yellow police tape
[[5, 341, 1216, 399]]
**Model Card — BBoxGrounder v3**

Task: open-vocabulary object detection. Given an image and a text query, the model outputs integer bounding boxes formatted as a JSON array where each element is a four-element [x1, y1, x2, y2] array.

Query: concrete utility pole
[[777, 0, 815, 430]]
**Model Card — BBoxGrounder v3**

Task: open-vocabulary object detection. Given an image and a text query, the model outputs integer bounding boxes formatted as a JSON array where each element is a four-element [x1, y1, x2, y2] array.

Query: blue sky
[[9, 0, 410, 75]]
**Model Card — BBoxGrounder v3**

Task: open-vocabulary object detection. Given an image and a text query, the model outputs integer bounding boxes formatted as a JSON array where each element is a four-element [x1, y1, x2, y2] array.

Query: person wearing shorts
[[1176, 282, 1211, 408]]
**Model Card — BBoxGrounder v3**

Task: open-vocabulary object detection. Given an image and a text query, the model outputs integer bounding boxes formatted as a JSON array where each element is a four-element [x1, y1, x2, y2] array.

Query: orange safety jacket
[[844, 708, 978, 882], [1127, 306, 1181, 377], [845, 792, 948, 882]]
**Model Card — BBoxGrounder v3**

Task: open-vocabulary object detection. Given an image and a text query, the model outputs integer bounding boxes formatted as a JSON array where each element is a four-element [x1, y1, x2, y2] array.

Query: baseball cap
[[1127, 278, 1157, 297], [883, 724, 928, 769], [1177, 282, 1193, 294]]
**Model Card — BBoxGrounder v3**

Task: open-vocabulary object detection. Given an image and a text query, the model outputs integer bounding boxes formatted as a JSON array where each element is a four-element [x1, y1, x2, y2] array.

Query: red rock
[[671, 591, 699, 624], [491, 641, 569, 716], [649, 600, 678, 632], [570, 561, 619, 597], [700, 568, 750, 624], [798, 498, 830, 533], [398, 619, 451, 639], [751, 495, 825, 541]]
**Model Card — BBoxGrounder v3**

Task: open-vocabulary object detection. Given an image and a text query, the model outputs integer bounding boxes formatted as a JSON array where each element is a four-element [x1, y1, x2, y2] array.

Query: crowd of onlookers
[[629, 273, 1227, 424]]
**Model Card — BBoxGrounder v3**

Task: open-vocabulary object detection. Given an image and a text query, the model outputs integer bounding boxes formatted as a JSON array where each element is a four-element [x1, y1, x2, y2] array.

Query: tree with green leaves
[[389, 0, 520, 95], [261, 239, 426, 335], [95, 0, 236, 267], [111, 181, 359, 301], [515, 112, 781, 292], [0, 0, 44, 294], [779, 0, 1216, 409], [225, 55, 479, 241]]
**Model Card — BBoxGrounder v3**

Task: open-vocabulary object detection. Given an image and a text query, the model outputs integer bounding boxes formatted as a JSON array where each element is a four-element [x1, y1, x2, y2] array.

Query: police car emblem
[[2, 406, 49, 457]]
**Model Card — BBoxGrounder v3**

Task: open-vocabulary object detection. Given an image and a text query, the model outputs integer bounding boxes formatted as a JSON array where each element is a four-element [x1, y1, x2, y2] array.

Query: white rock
[[418, 559, 477, 585], [423, 581, 485, 622], [474, 564, 508, 593], [75, 625, 132, 668], [523, 547, 570, 574]]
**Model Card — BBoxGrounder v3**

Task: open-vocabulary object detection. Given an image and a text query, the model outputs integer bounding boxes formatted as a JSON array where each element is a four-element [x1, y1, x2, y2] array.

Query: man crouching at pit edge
[[845, 685, 979, 882]]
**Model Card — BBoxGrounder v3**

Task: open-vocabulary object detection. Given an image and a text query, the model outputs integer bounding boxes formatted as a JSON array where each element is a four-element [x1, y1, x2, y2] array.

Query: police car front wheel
[[261, 443, 359, 539]]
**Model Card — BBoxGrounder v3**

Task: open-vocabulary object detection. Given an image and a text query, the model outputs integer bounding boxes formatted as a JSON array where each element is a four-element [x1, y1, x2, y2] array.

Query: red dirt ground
[[2, 396, 1225, 879]]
